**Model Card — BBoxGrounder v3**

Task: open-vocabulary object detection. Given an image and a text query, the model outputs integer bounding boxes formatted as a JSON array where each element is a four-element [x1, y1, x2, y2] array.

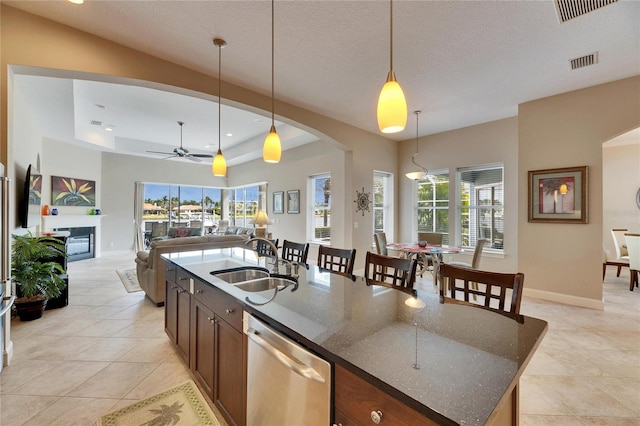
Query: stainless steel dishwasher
[[245, 313, 331, 425]]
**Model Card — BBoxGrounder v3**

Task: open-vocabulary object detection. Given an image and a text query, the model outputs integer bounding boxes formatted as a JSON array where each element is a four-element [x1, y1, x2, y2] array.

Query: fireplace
[[54, 227, 95, 262]]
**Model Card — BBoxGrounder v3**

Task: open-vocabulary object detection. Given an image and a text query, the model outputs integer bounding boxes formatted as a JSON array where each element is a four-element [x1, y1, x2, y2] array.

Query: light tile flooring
[[1, 252, 638, 425]]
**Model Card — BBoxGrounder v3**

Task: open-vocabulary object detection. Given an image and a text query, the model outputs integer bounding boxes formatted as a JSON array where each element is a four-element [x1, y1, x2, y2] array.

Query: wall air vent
[[555, 0, 618, 22], [570, 52, 598, 70], [90, 120, 103, 126]]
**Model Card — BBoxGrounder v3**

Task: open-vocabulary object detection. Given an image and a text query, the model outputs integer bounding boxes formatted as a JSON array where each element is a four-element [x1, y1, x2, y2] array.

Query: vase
[[51, 208, 58, 216], [41, 205, 50, 215]]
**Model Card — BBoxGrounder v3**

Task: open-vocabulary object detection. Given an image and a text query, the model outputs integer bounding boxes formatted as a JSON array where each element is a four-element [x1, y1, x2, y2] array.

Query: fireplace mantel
[[41, 215, 105, 257]]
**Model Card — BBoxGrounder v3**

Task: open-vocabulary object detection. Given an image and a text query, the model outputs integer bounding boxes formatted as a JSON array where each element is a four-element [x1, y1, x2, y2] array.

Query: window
[[228, 185, 259, 227], [416, 171, 450, 244], [373, 171, 391, 241], [458, 164, 504, 251], [310, 174, 331, 243]]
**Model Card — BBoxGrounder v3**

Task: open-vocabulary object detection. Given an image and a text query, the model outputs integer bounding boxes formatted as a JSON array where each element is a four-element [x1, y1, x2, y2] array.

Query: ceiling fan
[[147, 121, 213, 162]]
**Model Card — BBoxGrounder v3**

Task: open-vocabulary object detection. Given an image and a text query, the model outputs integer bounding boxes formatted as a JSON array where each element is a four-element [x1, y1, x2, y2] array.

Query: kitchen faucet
[[246, 237, 300, 279]]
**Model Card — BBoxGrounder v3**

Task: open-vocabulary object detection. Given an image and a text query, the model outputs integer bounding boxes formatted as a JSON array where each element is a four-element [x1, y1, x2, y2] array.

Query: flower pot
[[15, 298, 48, 321]]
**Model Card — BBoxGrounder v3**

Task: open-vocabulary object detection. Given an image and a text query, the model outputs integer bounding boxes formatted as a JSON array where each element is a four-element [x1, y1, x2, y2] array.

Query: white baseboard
[[523, 288, 604, 311]]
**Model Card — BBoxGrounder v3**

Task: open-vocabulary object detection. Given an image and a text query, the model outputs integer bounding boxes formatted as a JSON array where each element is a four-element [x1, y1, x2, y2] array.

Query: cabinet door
[[164, 281, 179, 344], [176, 287, 191, 364], [191, 299, 216, 398], [214, 317, 245, 426]]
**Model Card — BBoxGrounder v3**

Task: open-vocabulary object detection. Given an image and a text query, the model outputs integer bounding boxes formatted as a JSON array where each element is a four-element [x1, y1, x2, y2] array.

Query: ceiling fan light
[[212, 149, 227, 176], [263, 125, 281, 163], [377, 72, 407, 134], [405, 171, 426, 180]]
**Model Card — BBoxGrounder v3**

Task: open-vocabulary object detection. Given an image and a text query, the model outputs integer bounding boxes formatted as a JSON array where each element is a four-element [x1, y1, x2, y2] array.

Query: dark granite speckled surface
[[164, 248, 548, 425]]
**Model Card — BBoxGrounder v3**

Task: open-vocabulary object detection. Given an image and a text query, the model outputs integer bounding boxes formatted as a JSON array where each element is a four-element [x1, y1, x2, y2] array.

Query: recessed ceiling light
[[253, 118, 263, 123], [204, 144, 211, 148], [68, 0, 84, 4], [104, 124, 115, 132], [226, 133, 233, 137]]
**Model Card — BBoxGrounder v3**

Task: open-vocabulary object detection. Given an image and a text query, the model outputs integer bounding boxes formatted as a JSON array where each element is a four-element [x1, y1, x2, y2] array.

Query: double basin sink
[[211, 266, 296, 292]]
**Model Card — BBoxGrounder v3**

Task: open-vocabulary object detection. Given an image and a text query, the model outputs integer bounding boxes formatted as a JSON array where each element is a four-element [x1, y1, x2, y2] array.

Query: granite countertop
[[164, 248, 548, 425]]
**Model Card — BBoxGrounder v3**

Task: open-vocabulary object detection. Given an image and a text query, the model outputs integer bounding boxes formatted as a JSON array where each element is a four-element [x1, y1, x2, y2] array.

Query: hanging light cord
[[389, 0, 393, 73], [412, 111, 427, 172], [271, 0, 275, 125], [218, 42, 222, 152]]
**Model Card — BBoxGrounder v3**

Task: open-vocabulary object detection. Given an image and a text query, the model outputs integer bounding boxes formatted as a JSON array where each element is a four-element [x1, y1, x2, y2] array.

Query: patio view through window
[[417, 172, 450, 245], [458, 164, 504, 251], [311, 174, 331, 243], [373, 171, 391, 244]]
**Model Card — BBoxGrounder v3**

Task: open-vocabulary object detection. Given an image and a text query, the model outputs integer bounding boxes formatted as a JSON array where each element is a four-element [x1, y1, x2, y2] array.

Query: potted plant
[[11, 232, 67, 321]]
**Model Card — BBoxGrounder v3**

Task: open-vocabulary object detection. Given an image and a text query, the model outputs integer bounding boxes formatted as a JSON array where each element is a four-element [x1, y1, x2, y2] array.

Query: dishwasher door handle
[[247, 327, 326, 383]]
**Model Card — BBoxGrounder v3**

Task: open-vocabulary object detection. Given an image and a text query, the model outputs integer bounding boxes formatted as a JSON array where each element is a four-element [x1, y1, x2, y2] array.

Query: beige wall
[[518, 76, 640, 308], [398, 117, 519, 273], [603, 142, 640, 257], [1, 5, 397, 266]]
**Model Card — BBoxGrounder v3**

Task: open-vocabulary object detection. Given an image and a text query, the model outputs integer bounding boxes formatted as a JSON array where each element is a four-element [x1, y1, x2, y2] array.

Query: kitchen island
[[163, 247, 547, 426]]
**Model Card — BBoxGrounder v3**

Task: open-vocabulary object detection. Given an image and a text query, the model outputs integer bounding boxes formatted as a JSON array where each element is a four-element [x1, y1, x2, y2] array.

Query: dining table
[[387, 242, 461, 286]]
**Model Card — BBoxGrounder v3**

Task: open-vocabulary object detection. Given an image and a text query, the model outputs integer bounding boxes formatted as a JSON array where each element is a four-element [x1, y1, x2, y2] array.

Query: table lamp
[[251, 210, 270, 238]]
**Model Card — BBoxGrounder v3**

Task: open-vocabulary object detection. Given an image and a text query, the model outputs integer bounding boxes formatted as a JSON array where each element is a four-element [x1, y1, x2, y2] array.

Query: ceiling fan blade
[[186, 155, 202, 162], [146, 150, 175, 155], [190, 154, 214, 158]]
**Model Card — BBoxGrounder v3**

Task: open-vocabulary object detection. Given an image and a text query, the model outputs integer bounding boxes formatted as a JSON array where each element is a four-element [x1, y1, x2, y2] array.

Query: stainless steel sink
[[234, 277, 296, 292], [212, 267, 270, 284]]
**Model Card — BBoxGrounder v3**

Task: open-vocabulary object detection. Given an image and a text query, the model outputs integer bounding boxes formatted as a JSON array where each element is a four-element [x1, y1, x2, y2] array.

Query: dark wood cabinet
[[334, 364, 438, 426], [165, 266, 246, 426], [164, 264, 190, 365]]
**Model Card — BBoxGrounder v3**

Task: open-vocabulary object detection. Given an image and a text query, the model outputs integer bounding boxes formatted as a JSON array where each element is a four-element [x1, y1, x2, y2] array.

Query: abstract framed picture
[[272, 191, 284, 214], [52, 176, 96, 206], [287, 190, 300, 214], [528, 166, 588, 224]]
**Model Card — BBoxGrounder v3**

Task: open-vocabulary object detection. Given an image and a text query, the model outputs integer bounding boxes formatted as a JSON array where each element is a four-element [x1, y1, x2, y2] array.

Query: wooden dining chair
[[610, 228, 630, 277], [317, 245, 356, 280], [281, 239, 310, 268], [439, 263, 524, 321], [416, 232, 443, 270], [364, 251, 417, 297], [254, 238, 279, 258]]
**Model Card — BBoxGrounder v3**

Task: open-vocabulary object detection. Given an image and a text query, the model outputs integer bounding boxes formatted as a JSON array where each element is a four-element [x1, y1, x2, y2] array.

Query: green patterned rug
[[98, 380, 221, 426]]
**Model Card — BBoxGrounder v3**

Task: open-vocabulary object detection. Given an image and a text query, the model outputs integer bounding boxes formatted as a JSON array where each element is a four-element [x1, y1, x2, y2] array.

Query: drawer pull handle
[[170, 285, 178, 289], [207, 316, 213, 321], [225, 308, 234, 315], [371, 410, 383, 424], [196, 289, 203, 294], [178, 277, 188, 281]]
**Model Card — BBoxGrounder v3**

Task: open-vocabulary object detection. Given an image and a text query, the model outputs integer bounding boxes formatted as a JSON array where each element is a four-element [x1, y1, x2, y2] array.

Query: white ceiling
[[6, 0, 640, 165]]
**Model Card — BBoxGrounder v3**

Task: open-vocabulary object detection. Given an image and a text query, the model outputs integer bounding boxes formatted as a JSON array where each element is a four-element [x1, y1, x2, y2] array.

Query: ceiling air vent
[[555, 0, 618, 22], [90, 120, 103, 126], [570, 52, 598, 70]]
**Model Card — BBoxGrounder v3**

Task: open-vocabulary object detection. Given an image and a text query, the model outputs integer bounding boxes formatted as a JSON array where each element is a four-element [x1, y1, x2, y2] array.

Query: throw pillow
[[174, 228, 190, 238]]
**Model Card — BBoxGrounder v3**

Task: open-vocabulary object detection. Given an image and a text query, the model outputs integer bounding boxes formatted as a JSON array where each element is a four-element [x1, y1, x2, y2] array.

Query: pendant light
[[377, 0, 407, 134], [212, 38, 227, 177], [263, 0, 281, 163], [405, 111, 429, 180]]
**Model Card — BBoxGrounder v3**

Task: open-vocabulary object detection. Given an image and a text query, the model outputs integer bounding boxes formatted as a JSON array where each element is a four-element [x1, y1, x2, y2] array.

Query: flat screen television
[[21, 164, 42, 228]]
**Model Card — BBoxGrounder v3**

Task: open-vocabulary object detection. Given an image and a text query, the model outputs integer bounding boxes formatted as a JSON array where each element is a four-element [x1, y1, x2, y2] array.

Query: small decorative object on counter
[[51, 208, 58, 216], [88, 208, 95, 215], [95, 208, 101, 215], [41, 204, 50, 216], [418, 240, 427, 247]]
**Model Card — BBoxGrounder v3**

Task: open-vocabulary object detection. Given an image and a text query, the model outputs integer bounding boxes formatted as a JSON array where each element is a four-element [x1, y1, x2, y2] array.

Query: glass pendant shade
[[405, 171, 426, 180], [263, 125, 281, 163], [377, 72, 407, 134], [212, 148, 227, 176]]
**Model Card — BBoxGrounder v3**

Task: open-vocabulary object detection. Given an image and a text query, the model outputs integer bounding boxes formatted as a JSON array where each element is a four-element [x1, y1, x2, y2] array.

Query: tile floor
[[1, 252, 638, 425]]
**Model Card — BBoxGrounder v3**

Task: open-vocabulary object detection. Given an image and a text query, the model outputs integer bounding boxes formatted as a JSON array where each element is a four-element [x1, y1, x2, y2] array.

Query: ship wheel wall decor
[[354, 187, 372, 216]]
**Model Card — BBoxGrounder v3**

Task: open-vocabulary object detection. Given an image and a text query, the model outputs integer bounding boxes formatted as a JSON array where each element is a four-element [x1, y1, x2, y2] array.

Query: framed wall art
[[52, 176, 96, 206], [287, 190, 300, 214], [272, 191, 284, 214], [528, 166, 588, 224]]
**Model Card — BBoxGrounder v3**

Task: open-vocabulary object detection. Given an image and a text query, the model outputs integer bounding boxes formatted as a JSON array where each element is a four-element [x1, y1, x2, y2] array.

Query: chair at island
[[364, 251, 417, 297], [253, 238, 279, 258], [281, 239, 309, 268], [439, 263, 524, 320], [317, 245, 356, 280]]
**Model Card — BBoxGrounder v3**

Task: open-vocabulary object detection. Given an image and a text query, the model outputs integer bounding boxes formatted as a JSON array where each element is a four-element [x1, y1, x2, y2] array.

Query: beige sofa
[[135, 234, 250, 306]]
